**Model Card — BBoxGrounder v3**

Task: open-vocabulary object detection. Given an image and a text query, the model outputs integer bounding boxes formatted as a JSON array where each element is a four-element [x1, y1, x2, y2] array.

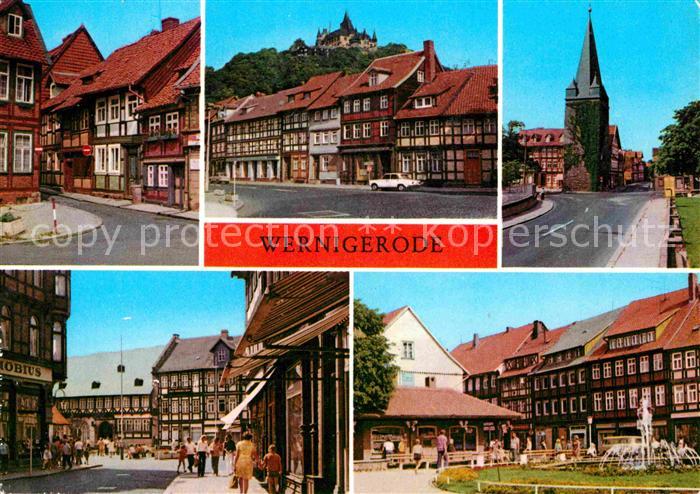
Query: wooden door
[[63, 159, 74, 192], [292, 156, 308, 182], [465, 150, 481, 185]]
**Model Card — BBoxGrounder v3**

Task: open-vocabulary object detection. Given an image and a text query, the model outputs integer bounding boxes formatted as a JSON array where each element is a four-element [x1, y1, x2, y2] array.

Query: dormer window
[[369, 72, 378, 86], [303, 91, 311, 100], [134, 378, 144, 387], [287, 95, 294, 103], [91, 381, 101, 389], [216, 346, 228, 364], [8, 14, 23, 38], [417, 70, 425, 83], [414, 97, 433, 109]]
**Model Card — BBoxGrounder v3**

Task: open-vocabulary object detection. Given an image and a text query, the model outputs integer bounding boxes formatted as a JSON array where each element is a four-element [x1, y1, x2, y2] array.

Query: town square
[[0, 0, 200, 265]]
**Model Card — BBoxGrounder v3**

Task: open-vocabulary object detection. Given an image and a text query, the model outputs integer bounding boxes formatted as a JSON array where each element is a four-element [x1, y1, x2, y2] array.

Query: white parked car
[[369, 173, 422, 191]]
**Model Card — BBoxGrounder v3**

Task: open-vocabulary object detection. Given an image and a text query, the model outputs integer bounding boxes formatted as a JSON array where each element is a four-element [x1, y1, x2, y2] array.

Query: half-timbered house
[[39, 25, 103, 189], [42, 17, 200, 199], [0, 270, 70, 463], [221, 272, 350, 494], [531, 309, 621, 450], [518, 128, 567, 191], [395, 65, 497, 187], [207, 95, 251, 181], [337, 40, 443, 183], [307, 74, 356, 183], [608, 125, 623, 188], [136, 52, 200, 210], [355, 306, 519, 461], [0, 0, 47, 204], [55, 345, 163, 446], [152, 330, 240, 445]]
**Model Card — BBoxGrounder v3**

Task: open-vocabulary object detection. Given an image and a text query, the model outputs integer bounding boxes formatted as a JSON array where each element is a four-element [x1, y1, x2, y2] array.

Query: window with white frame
[[672, 352, 683, 370], [414, 97, 432, 109], [165, 112, 179, 133], [673, 384, 685, 404], [593, 393, 603, 412], [313, 111, 320, 121], [8, 14, 23, 37], [640, 355, 649, 373], [322, 109, 329, 120], [108, 95, 120, 122], [380, 94, 388, 109], [147, 165, 155, 186], [363, 98, 370, 111], [592, 364, 600, 380], [535, 401, 541, 416], [149, 115, 160, 135], [578, 368, 586, 383], [313, 132, 320, 145], [687, 383, 698, 403], [362, 122, 371, 138], [94, 145, 107, 174], [331, 108, 338, 119], [485, 118, 497, 133], [415, 121, 425, 136], [655, 385, 665, 406], [320, 155, 330, 172], [629, 388, 638, 409], [429, 151, 442, 172], [543, 400, 549, 415], [570, 396, 577, 413], [107, 144, 120, 174], [464, 119, 475, 134], [416, 153, 425, 172], [429, 120, 439, 135], [126, 94, 139, 119], [0, 132, 6, 172], [401, 154, 410, 173], [158, 165, 168, 187], [580, 395, 587, 412], [0, 61, 8, 100], [400, 122, 410, 137], [401, 341, 414, 360], [685, 350, 696, 369], [615, 360, 624, 376], [343, 101, 350, 114], [603, 362, 611, 378], [80, 109, 89, 130], [642, 386, 651, 404], [369, 72, 378, 87], [605, 391, 614, 410], [352, 124, 360, 139], [16, 64, 33, 103], [353, 100, 360, 112], [561, 397, 567, 414], [13, 133, 32, 173], [653, 353, 663, 371], [417, 70, 425, 83], [343, 125, 350, 140], [551, 398, 558, 415], [627, 358, 636, 375], [380, 120, 389, 137]]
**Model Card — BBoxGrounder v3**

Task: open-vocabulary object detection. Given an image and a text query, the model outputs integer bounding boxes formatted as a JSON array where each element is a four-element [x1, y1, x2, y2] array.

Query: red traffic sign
[[34, 147, 43, 153], [82, 145, 92, 157]]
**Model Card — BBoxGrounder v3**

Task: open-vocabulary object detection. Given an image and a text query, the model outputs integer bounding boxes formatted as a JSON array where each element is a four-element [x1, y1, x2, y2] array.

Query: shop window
[[370, 426, 402, 454], [0, 306, 10, 350]]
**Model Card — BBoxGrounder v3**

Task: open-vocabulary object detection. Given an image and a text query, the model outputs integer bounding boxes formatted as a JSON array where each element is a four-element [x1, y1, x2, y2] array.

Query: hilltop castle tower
[[564, 9, 610, 191], [315, 12, 377, 51]]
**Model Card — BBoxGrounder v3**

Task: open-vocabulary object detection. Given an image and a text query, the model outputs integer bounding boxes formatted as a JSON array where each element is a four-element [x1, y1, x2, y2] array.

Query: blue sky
[[505, 0, 699, 158], [68, 271, 245, 357], [30, 0, 200, 58], [206, 0, 497, 69], [355, 272, 690, 351]]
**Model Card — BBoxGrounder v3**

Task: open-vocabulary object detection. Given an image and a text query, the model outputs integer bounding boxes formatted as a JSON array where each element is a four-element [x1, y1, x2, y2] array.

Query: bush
[[0, 212, 17, 223], [435, 467, 478, 485]]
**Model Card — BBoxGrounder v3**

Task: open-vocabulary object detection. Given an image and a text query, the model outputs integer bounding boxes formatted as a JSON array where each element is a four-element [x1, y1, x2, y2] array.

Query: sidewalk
[[164, 472, 267, 494], [503, 199, 555, 229], [355, 469, 442, 493], [0, 201, 102, 244], [205, 190, 242, 219], [41, 188, 199, 221], [609, 197, 669, 268], [0, 463, 101, 481]]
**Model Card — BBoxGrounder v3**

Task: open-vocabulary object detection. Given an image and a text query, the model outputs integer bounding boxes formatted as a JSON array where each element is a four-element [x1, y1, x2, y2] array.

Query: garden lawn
[[677, 197, 700, 268], [436, 466, 700, 493]]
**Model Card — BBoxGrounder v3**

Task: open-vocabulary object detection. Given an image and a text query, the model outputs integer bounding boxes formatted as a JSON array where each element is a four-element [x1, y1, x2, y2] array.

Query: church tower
[[564, 9, 610, 191]]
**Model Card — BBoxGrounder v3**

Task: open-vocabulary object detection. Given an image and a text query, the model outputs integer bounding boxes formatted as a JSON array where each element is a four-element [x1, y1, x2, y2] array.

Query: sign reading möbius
[[0, 358, 52, 383]]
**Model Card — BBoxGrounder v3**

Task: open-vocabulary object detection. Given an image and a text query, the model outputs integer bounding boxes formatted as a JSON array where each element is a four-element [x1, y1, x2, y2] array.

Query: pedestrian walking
[[176, 444, 187, 473], [210, 437, 223, 476], [224, 432, 236, 476], [511, 432, 520, 462], [234, 432, 258, 494], [196, 436, 209, 477], [74, 438, 83, 466], [42, 444, 52, 470], [261, 444, 282, 494], [185, 437, 196, 473], [62, 440, 72, 469], [84, 441, 91, 464], [436, 430, 448, 471], [412, 439, 426, 473], [0, 438, 9, 474]]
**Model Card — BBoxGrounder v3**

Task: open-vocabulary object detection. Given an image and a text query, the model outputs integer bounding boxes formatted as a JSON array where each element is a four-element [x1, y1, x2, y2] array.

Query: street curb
[[212, 182, 496, 196], [0, 210, 104, 246], [0, 463, 102, 481], [155, 211, 200, 222], [606, 198, 668, 268], [502, 200, 555, 229]]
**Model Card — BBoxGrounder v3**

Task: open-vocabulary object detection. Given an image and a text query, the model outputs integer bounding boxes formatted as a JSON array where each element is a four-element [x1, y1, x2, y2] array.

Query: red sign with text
[[205, 223, 497, 268]]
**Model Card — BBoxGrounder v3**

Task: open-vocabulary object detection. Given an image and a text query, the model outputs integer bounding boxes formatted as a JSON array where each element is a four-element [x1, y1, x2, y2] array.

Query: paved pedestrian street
[[354, 469, 443, 493]]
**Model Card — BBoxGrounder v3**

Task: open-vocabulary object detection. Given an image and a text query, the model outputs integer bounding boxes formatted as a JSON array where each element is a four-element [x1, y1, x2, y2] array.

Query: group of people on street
[[40, 435, 92, 470], [173, 432, 282, 494]]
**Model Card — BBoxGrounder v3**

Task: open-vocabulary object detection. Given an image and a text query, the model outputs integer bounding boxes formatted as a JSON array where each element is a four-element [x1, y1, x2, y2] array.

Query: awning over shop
[[220, 366, 275, 429], [51, 405, 70, 426], [223, 305, 348, 380]]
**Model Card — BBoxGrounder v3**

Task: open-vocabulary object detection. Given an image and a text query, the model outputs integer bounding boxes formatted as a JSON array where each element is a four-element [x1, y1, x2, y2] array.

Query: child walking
[[261, 445, 282, 494]]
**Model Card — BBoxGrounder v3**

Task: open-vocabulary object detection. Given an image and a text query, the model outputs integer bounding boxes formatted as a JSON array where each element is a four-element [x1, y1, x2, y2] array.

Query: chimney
[[423, 40, 436, 82], [531, 320, 539, 340], [161, 17, 180, 32], [221, 329, 229, 338], [472, 333, 479, 348], [689, 273, 698, 302]]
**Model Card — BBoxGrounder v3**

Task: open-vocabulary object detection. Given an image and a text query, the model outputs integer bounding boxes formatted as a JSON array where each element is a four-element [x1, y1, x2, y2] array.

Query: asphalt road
[[2, 457, 179, 493], [0, 196, 198, 266], [503, 188, 655, 267], [216, 183, 496, 219]]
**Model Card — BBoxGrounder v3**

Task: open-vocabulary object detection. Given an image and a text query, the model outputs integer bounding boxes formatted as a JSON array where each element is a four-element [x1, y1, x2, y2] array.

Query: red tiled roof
[[280, 71, 343, 111], [500, 326, 567, 377], [382, 306, 409, 326], [445, 65, 497, 115], [520, 128, 567, 148], [176, 60, 200, 89], [307, 73, 358, 110], [338, 50, 424, 96], [605, 288, 688, 338], [225, 89, 294, 123], [667, 301, 700, 350], [377, 387, 521, 419], [451, 323, 533, 376], [46, 17, 200, 111], [48, 25, 103, 71], [136, 52, 199, 112], [0, 0, 48, 64]]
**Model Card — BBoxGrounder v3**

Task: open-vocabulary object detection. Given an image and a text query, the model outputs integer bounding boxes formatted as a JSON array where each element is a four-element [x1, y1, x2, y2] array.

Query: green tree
[[502, 160, 523, 187], [656, 100, 700, 176], [502, 120, 526, 164], [353, 300, 398, 416]]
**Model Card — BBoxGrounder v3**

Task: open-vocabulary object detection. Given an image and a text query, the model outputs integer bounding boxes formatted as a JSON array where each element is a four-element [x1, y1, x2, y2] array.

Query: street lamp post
[[118, 335, 125, 460], [587, 416, 593, 449]]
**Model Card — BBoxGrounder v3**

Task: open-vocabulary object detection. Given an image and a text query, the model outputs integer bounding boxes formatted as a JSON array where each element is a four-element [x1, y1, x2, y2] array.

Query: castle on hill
[[315, 12, 377, 51]]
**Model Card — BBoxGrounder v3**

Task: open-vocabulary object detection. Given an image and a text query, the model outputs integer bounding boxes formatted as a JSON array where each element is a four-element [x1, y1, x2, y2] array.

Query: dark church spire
[[340, 11, 355, 33], [566, 8, 607, 100]]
